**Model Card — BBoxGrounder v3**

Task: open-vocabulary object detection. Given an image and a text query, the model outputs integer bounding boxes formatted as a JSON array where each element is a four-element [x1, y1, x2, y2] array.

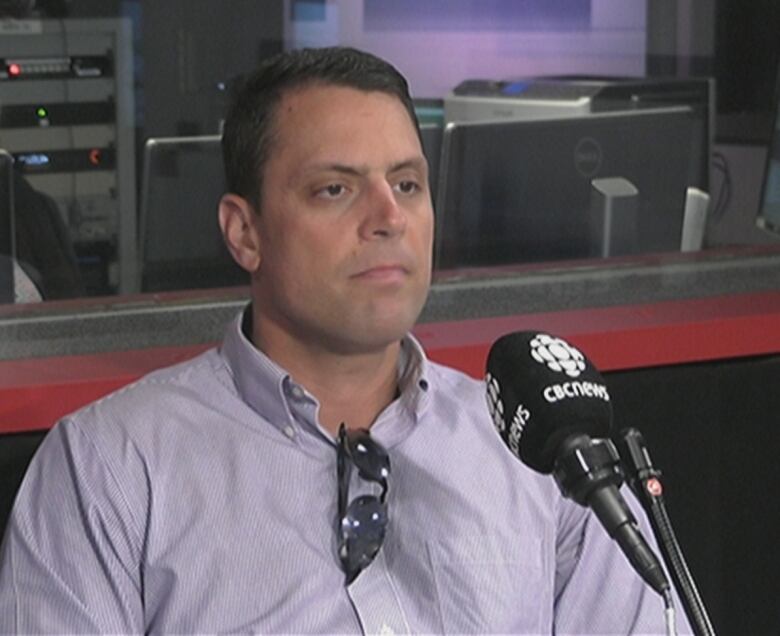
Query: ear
[[219, 193, 262, 273]]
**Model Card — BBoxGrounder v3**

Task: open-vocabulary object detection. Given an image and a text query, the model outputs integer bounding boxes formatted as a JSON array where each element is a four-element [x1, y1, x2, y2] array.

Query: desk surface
[[2, 245, 779, 433], [2, 288, 778, 434]]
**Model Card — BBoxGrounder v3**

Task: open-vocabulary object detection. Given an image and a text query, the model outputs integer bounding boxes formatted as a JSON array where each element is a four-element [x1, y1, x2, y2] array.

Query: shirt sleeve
[[552, 489, 694, 635], [0, 419, 145, 634]]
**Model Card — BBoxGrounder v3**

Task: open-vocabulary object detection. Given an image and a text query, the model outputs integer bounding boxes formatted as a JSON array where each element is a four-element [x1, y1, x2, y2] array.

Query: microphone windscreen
[[485, 331, 613, 474]]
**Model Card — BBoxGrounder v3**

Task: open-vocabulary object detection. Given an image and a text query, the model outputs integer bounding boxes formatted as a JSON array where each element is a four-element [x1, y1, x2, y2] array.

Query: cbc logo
[[485, 373, 532, 452], [530, 334, 586, 378], [508, 402, 530, 455], [485, 373, 505, 433]]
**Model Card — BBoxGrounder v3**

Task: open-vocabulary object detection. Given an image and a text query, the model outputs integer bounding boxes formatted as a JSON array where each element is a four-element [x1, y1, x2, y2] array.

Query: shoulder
[[21, 348, 237, 525], [420, 358, 556, 493], [422, 357, 588, 518], [47, 347, 238, 480], [68, 347, 230, 430]]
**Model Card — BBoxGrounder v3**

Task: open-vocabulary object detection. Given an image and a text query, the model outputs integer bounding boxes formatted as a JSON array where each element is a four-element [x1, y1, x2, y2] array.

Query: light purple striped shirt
[[0, 309, 688, 634]]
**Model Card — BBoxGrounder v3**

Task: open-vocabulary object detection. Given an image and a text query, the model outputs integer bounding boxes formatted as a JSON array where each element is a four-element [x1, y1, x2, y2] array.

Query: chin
[[320, 293, 427, 353], [348, 325, 410, 352]]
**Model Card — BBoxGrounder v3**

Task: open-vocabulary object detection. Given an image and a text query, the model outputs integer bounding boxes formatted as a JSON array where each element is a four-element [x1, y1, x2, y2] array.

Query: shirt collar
[[219, 306, 432, 443], [219, 306, 299, 436]]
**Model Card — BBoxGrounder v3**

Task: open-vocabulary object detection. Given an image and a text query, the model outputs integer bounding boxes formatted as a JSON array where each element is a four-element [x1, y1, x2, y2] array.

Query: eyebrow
[[300, 156, 428, 179], [388, 157, 428, 175]]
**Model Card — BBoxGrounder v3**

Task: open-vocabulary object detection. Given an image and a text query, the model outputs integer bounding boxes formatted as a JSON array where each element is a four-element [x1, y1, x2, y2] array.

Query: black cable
[[710, 151, 732, 223]]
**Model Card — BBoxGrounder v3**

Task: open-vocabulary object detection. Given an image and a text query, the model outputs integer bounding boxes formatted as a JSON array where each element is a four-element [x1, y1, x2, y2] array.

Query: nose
[[359, 181, 407, 240]]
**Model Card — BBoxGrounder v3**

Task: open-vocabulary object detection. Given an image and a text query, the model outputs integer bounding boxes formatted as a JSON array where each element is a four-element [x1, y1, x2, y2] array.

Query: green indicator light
[[36, 107, 48, 118]]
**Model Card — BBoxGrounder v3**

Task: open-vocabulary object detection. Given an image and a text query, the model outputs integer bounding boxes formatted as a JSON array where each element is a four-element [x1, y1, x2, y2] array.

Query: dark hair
[[221, 46, 420, 208]]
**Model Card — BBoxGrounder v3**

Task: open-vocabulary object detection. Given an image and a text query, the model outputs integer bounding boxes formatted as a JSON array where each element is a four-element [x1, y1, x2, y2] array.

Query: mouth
[[351, 264, 410, 283]]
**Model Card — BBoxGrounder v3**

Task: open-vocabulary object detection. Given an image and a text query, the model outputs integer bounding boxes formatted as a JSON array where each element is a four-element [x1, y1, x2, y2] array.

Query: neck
[[251, 314, 402, 436]]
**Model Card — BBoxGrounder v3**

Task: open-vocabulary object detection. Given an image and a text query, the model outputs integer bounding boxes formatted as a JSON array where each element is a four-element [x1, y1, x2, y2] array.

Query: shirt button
[[284, 425, 296, 439], [418, 379, 429, 391], [290, 385, 305, 400]]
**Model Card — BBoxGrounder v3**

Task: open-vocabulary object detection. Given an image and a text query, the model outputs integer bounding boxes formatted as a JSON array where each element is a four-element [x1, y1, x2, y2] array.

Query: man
[[0, 162, 85, 301], [0, 47, 685, 633]]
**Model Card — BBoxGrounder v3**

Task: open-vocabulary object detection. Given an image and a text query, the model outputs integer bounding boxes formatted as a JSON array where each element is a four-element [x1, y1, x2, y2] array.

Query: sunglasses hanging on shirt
[[337, 423, 391, 584]]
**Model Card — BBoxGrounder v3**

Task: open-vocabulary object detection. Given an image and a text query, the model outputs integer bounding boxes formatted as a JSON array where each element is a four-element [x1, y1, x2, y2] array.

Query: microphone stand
[[617, 428, 716, 636]]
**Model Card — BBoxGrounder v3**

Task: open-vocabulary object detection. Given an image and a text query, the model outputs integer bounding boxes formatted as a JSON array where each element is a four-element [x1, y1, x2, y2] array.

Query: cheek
[[270, 223, 345, 285], [425, 214, 435, 247], [413, 209, 435, 256]]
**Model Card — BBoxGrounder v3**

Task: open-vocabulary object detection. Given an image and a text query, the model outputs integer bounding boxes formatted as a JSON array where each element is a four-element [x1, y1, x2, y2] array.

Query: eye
[[394, 180, 420, 195], [316, 183, 347, 199]]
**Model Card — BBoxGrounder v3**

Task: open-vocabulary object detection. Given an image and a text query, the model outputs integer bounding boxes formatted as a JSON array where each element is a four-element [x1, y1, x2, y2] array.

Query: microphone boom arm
[[618, 428, 716, 636]]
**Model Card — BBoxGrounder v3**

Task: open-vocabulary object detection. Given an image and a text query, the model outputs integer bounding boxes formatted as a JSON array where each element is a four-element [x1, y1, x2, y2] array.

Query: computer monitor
[[0, 150, 14, 303], [446, 76, 713, 193], [434, 106, 704, 269], [420, 123, 443, 203], [139, 135, 246, 292], [756, 74, 780, 235]]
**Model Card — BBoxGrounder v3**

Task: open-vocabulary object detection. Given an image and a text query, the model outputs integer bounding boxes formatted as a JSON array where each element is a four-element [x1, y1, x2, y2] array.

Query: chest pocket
[[426, 533, 552, 634]]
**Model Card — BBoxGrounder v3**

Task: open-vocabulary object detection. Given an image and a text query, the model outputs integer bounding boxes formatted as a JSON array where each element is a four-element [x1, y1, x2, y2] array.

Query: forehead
[[268, 84, 422, 164]]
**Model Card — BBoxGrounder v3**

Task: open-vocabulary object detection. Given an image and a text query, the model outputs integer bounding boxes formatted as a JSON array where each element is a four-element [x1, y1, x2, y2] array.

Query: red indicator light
[[8, 63, 21, 77], [646, 477, 663, 497], [88, 149, 101, 165]]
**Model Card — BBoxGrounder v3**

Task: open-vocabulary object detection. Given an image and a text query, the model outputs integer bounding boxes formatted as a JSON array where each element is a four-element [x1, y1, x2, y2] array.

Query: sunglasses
[[337, 423, 391, 584]]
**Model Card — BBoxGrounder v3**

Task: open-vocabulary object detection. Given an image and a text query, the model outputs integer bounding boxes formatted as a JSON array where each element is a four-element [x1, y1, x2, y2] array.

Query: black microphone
[[485, 331, 670, 596]]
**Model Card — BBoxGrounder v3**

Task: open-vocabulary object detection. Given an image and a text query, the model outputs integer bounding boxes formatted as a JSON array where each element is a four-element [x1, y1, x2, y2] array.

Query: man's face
[[250, 84, 434, 355]]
